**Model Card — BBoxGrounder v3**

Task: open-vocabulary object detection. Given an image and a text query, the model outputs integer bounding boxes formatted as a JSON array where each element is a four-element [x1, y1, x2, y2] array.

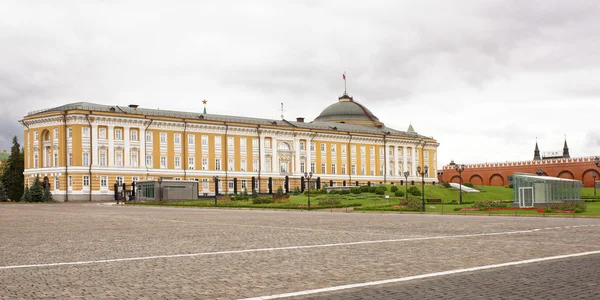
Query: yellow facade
[[21, 99, 439, 201]]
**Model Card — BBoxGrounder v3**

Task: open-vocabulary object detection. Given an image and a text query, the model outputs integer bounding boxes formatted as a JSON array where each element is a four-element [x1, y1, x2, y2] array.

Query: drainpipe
[[224, 123, 229, 194], [183, 119, 187, 180], [347, 132, 352, 184], [63, 112, 69, 202], [256, 125, 261, 193], [144, 118, 154, 179], [85, 113, 93, 201]]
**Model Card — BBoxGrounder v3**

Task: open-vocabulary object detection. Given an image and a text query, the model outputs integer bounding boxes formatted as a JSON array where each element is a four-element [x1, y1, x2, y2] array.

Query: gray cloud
[[1, 0, 599, 164]]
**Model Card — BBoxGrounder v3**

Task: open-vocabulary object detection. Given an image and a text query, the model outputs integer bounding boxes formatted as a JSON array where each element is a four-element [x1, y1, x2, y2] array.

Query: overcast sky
[[1, 0, 600, 167]]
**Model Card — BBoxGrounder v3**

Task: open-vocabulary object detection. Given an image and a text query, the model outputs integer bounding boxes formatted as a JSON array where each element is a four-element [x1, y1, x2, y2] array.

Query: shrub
[[360, 186, 370, 193], [369, 186, 377, 193], [350, 187, 361, 194], [507, 184, 514, 189], [378, 185, 387, 192], [340, 190, 350, 195], [374, 186, 387, 195], [318, 197, 343, 206], [390, 186, 398, 193], [241, 188, 249, 197], [251, 189, 258, 198], [472, 200, 507, 210], [276, 186, 284, 196], [442, 182, 451, 188], [398, 197, 422, 211], [292, 187, 301, 196], [394, 190, 405, 197], [549, 201, 586, 213], [407, 186, 421, 196], [464, 182, 474, 188], [252, 197, 273, 204]]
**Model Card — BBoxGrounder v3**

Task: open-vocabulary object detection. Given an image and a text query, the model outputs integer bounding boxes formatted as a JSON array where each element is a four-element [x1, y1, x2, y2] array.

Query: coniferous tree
[[42, 187, 53, 202], [20, 186, 31, 202], [0, 136, 25, 201], [29, 175, 44, 202], [0, 181, 8, 201]]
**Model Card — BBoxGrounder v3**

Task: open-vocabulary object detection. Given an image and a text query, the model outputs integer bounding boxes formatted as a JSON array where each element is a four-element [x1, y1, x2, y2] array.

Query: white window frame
[[202, 135, 208, 145], [82, 152, 89, 166], [240, 159, 246, 172], [174, 156, 181, 169], [160, 132, 167, 143], [321, 163, 326, 174], [145, 155, 153, 167], [54, 176, 59, 191], [99, 128, 107, 139], [174, 133, 181, 145], [215, 158, 221, 171], [83, 175, 90, 188], [131, 152, 138, 168], [228, 158, 234, 171], [53, 128, 58, 140], [131, 130, 138, 141], [160, 156, 167, 168], [202, 157, 208, 170], [115, 129, 123, 140], [253, 159, 258, 172], [146, 131, 153, 142], [188, 157, 195, 170], [116, 152, 123, 167], [53, 152, 59, 167], [82, 127, 90, 138], [188, 134, 195, 145]]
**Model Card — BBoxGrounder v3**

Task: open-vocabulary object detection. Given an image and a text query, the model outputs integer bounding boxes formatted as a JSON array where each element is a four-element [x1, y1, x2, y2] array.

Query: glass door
[[519, 187, 534, 207]]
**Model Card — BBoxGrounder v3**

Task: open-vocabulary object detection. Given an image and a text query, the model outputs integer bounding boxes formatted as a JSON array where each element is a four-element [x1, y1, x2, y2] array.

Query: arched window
[[278, 142, 291, 150]]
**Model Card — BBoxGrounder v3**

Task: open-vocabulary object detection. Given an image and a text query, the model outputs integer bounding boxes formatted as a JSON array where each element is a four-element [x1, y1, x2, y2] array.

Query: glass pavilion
[[512, 173, 583, 207]]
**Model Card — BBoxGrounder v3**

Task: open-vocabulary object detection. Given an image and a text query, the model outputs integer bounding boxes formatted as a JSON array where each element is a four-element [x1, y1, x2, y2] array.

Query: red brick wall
[[442, 157, 599, 188]]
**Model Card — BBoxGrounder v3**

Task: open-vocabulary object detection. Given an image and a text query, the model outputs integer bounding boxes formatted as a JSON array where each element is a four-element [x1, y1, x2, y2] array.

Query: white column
[[294, 137, 301, 174], [306, 140, 312, 174], [403, 145, 408, 176], [259, 135, 266, 173], [139, 127, 146, 169], [395, 145, 400, 177], [272, 135, 278, 174], [108, 125, 114, 167], [91, 124, 99, 166], [412, 145, 417, 176], [124, 126, 131, 167]]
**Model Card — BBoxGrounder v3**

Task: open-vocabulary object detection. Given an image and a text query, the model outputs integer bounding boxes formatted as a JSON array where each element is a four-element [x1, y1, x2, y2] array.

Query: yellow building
[[20, 93, 439, 201]]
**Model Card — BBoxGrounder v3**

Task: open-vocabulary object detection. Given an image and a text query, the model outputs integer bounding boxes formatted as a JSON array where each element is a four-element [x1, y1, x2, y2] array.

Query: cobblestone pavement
[[293, 254, 600, 300], [1, 204, 599, 299]]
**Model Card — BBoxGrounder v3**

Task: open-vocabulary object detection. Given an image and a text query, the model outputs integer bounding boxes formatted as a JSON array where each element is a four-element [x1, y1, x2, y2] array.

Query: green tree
[[29, 175, 44, 202], [42, 186, 53, 202], [20, 186, 31, 202], [0, 136, 25, 201], [0, 181, 8, 201]]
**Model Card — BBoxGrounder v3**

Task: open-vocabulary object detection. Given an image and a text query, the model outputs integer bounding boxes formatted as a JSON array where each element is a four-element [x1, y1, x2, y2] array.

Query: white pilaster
[[294, 137, 301, 174], [412, 145, 417, 176], [306, 139, 312, 174], [108, 125, 114, 167], [395, 145, 400, 177], [259, 135, 266, 173], [403, 145, 408, 176], [124, 126, 130, 167], [91, 124, 99, 166], [272, 135, 278, 174], [139, 127, 146, 169]]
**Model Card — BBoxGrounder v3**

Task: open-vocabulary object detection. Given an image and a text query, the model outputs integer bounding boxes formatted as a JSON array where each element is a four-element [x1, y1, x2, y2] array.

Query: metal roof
[[27, 102, 434, 139]]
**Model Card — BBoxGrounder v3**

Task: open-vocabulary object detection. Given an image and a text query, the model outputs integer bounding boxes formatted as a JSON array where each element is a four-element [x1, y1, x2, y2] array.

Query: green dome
[[314, 94, 380, 123]]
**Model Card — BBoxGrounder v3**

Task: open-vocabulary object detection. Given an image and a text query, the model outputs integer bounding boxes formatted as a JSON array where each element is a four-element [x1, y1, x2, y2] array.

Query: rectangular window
[[228, 179, 234, 190], [310, 162, 315, 173], [389, 147, 393, 156], [188, 157, 195, 170], [174, 156, 181, 169], [34, 131, 39, 141], [341, 164, 346, 175], [145, 155, 152, 167], [68, 176, 72, 187], [131, 130, 138, 141], [202, 178, 209, 189], [116, 176, 124, 186], [300, 162, 305, 173], [241, 180, 247, 189], [215, 136, 221, 146], [202, 157, 208, 170], [82, 152, 89, 166], [321, 163, 326, 174], [320, 143, 325, 151], [361, 146, 366, 155], [160, 156, 167, 168], [331, 163, 336, 174], [131, 152, 138, 167], [228, 137, 234, 148], [361, 166, 366, 175], [116, 152, 123, 167], [202, 135, 208, 145], [188, 134, 195, 145], [370, 146, 375, 157], [67, 127, 72, 139], [115, 129, 123, 140], [370, 166, 374, 176], [380, 148, 384, 156], [146, 131, 153, 142], [53, 128, 58, 140], [380, 166, 384, 176], [240, 138, 246, 149], [265, 139, 271, 148], [228, 158, 234, 171], [300, 141, 305, 150], [351, 145, 356, 154], [174, 133, 181, 144], [99, 128, 106, 139], [342, 145, 346, 154], [331, 144, 336, 153], [266, 159, 271, 172], [351, 164, 356, 175], [83, 175, 90, 187], [240, 159, 246, 171], [54, 176, 59, 190], [252, 138, 259, 150], [160, 132, 167, 143], [54, 152, 59, 167], [253, 159, 258, 172], [215, 158, 221, 170], [310, 142, 315, 151], [34, 153, 39, 168], [132, 176, 139, 182], [82, 127, 90, 138]]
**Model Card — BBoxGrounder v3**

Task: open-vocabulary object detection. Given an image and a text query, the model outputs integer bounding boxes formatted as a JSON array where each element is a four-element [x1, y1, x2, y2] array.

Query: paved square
[[1, 204, 599, 299]]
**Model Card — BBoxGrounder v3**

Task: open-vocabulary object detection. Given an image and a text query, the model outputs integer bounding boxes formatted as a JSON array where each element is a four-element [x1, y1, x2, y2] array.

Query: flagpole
[[344, 71, 347, 94]]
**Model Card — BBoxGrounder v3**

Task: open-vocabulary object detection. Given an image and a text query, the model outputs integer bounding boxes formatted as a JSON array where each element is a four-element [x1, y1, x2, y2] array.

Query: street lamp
[[416, 165, 428, 212], [454, 164, 465, 204], [212, 175, 219, 207], [536, 169, 544, 176], [593, 172, 597, 197], [304, 171, 313, 210], [403, 171, 409, 202], [158, 178, 163, 204]]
